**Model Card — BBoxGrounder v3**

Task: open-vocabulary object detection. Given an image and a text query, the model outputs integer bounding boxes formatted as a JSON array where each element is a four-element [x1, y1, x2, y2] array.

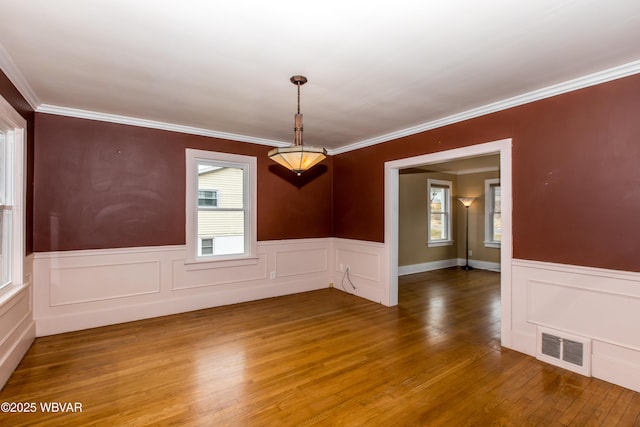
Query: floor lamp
[[458, 197, 475, 271]]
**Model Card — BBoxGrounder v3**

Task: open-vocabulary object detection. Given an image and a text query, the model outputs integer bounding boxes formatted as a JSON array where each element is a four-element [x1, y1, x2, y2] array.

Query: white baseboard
[[458, 258, 501, 272], [399, 258, 501, 276], [398, 259, 459, 276]]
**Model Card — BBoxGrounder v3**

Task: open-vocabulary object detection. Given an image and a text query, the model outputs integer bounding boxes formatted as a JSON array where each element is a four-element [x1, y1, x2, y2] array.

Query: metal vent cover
[[541, 333, 561, 359], [562, 339, 584, 366], [537, 327, 591, 376]]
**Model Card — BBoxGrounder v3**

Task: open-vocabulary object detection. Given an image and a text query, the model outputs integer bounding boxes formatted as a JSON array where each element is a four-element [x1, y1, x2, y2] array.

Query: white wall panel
[[32, 240, 334, 336], [512, 259, 640, 392], [332, 238, 386, 304], [0, 255, 35, 389], [276, 248, 327, 278], [50, 261, 161, 305], [172, 255, 267, 290], [528, 280, 640, 350]]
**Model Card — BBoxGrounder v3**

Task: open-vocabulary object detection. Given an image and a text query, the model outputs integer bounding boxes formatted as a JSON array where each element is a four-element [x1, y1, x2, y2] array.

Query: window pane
[[197, 210, 245, 256], [493, 186, 501, 213], [493, 213, 502, 242], [0, 133, 4, 204], [0, 209, 10, 286], [430, 213, 448, 240], [430, 187, 446, 213]]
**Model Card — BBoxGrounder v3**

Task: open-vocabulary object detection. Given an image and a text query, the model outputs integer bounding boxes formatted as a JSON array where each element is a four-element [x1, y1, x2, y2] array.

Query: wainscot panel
[[512, 259, 640, 393], [0, 255, 35, 389], [332, 238, 386, 304], [32, 240, 334, 336]]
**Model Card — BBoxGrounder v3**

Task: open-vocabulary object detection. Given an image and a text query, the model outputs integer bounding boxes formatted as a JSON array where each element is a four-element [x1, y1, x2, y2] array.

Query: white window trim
[[427, 178, 453, 247], [185, 149, 257, 266], [0, 95, 25, 302], [484, 178, 501, 248]]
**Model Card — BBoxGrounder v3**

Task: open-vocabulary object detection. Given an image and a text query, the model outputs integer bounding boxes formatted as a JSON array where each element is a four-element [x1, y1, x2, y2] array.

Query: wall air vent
[[536, 327, 591, 377]]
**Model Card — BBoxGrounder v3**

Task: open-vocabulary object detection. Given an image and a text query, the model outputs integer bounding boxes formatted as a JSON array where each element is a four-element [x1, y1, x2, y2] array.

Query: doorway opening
[[384, 139, 513, 347]]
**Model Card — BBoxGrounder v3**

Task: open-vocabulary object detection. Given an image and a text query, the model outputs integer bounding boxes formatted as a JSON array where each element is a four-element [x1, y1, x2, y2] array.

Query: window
[[186, 149, 256, 262], [199, 238, 214, 255], [485, 178, 501, 248], [427, 179, 453, 246], [198, 190, 218, 207], [0, 95, 25, 293]]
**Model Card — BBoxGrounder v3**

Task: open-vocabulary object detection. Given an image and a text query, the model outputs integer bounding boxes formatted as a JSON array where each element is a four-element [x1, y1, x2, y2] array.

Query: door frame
[[383, 138, 513, 347]]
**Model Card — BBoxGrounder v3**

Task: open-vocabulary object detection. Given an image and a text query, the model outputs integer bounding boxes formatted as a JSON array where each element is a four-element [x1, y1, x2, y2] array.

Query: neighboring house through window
[[427, 179, 453, 247], [485, 178, 501, 248]]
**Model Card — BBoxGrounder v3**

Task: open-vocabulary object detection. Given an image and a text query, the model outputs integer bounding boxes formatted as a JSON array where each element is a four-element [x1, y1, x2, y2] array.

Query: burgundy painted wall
[[33, 114, 332, 252], [0, 71, 35, 255], [334, 74, 640, 273]]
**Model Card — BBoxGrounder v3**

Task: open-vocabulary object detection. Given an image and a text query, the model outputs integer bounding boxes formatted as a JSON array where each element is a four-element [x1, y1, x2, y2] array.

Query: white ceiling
[[1, 1, 640, 152]]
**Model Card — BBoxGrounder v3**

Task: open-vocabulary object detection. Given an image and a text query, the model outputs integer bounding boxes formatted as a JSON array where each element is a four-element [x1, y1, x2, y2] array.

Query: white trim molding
[[331, 59, 640, 155], [398, 259, 459, 276], [36, 106, 288, 148], [0, 42, 40, 109]]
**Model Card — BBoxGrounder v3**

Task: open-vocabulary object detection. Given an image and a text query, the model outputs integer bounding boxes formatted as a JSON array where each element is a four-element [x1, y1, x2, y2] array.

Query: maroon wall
[[0, 71, 35, 255], [33, 114, 332, 252], [334, 74, 640, 273]]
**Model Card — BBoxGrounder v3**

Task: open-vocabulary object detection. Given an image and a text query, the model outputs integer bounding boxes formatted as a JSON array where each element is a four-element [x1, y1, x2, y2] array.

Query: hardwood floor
[[1, 268, 639, 426]]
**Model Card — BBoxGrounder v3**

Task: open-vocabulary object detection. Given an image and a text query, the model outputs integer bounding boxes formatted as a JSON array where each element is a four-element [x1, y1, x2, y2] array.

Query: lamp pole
[[458, 198, 475, 271]]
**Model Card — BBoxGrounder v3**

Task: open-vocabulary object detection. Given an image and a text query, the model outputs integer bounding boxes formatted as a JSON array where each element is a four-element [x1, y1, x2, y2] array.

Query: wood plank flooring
[[1, 268, 639, 426]]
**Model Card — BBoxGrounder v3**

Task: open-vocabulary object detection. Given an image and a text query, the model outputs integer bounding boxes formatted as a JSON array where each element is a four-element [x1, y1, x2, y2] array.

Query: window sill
[[0, 282, 27, 307], [427, 240, 454, 248], [184, 255, 259, 271], [484, 241, 501, 248]]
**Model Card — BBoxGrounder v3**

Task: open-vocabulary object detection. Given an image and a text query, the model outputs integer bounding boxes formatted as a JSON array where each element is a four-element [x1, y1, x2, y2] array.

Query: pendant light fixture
[[268, 75, 327, 176]]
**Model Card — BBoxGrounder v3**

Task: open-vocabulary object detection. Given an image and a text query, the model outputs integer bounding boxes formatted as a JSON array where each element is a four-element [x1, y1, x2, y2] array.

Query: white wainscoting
[[331, 238, 387, 304], [512, 259, 640, 393], [32, 239, 334, 337], [0, 254, 35, 389], [27, 241, 640, 393]]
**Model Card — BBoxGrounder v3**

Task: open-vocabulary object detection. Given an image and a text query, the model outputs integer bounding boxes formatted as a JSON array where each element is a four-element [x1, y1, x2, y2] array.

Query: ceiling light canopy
[[268, 76, 327, 176]]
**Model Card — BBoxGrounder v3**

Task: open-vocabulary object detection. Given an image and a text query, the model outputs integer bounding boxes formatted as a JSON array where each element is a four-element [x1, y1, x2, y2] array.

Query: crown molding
[[0, 42, 40, 109], [328, 59, 640, 155], [4, 49, 637, 154], [36, 105, 290, 148]]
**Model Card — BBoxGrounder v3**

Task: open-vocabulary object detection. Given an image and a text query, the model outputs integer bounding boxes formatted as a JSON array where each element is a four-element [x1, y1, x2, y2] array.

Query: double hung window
[[427, 179, 453, 246], [186, 149, 256, 262]]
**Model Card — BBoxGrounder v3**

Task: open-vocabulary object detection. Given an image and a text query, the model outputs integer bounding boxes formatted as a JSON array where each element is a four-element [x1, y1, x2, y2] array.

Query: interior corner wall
[[334, 73, 640, 273], [398, 171, 458, 268], [456, 171, 500, 265], [32, 113, 333, 252]]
